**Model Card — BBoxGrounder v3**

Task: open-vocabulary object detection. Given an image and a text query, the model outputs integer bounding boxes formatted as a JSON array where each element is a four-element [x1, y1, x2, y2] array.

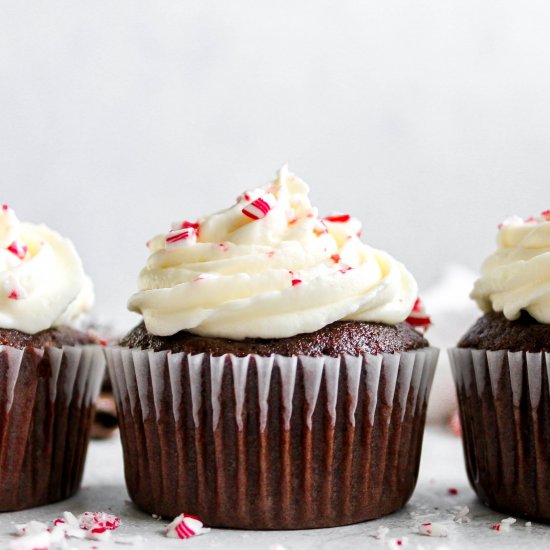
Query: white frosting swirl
[[0, 205, 94, 334], [471, 211, 550, 323], [129, 166, 418, 339]]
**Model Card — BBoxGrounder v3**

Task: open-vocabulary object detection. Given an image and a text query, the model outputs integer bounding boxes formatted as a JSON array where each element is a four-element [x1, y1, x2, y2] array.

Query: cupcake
[[107, 166, 438, 529], [0, 204, 104, 511], [449, 210, 550, 521]]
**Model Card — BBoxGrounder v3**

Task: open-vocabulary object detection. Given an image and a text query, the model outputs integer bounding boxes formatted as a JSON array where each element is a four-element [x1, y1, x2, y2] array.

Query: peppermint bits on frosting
[[165, 227, 197, 249], [7, 240, 28, 259], [324, 213, 351, 223], [165, 514, 210, 539], [130, 166, 419, 339], [289, 271, 302, 286], [3, 274, 27, 300], [242, 193, 276, 220]]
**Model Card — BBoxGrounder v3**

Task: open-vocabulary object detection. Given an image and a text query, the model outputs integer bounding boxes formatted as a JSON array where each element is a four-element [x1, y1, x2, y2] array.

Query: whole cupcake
[[0, 204, 104, 511], [449, 210, 550, 521], [107, 166, 438, 529]]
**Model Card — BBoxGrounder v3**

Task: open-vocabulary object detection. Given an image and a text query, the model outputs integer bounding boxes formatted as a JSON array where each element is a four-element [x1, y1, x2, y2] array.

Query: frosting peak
[[471, 211, 550, 323], [129, 166, 418, 339], [0, 205, 93, 334]]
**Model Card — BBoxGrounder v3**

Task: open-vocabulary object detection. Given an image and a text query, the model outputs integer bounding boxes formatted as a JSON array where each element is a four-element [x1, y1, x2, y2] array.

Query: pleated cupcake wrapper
[[449, 348, 550, 521], [107, 346, 438, 529], [0, 345, 105, 512]]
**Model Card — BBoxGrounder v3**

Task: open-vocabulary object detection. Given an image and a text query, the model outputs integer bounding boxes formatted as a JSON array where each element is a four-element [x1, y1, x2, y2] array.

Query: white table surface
[[1, 426, 548, 550]]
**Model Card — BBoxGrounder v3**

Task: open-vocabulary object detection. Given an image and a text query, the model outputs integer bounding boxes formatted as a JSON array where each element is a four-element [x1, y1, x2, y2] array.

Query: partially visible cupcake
[[107, 166, 438, 529], [0, 204, 104, 511], [449, 210, 550, 521]]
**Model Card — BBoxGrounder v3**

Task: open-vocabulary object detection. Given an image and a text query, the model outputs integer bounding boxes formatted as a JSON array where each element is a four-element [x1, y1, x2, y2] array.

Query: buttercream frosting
[[471, 211, 550, 323], [0, 204, 93, 333], [129, 166, 418, 339]]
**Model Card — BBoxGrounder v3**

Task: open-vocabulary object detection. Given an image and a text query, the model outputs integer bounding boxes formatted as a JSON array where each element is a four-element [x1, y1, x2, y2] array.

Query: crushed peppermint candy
[[165, 227, 197, 248], [499, 211, 550, 228], [171, 220, 200, 233], [165, 513, 210, 540], [242, 193, 276, 220], [492, 518, 516, 533], [418, 522, 448, 537], [405, 298, 431, 331], [386, 537, 408, 548], [3, 274, 28, 301], [289, 271, 302, 286], [12, 511, 121, 549], [453, 505, 471, 523], [6, 240, 28, 260], [324, 213, 351, 223], [79, 511, 121, 533]]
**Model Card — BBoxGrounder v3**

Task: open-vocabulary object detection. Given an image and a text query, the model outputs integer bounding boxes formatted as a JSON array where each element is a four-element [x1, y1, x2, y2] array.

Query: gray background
[[1, 1, 548, 330]]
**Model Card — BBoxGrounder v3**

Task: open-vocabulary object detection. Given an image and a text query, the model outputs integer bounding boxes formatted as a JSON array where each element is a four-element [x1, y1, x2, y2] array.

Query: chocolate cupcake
[[449, 211, 550, 521], [107, 166, 438, 529], [0, 205, 104, 511]]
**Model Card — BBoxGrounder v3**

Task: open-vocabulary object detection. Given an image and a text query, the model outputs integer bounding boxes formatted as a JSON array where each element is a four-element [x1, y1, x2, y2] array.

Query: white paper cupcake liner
[[449, 347, 550, 521], [107, 346, 438, 529], [0, 344, 105, 511]]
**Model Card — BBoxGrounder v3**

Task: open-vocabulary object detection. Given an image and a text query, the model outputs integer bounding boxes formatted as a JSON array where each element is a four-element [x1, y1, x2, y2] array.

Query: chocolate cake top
[[120, 320, 429, 357], [0, 326, 97, 350], [458, 312, 550, 353]]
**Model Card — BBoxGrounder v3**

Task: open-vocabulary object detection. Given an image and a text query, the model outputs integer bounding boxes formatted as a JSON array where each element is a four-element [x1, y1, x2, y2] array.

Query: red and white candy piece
[[289, 271, 302, 286], [165, 227, 197, 248], [418, 522, 448, 537], [542, 209, 550, 220], [171, 220, 200, 233], [387, 538, 408, 549], [6, 240, 28, 260], [78, 511, 121, 532], [324, 213, 351, 223], [491, 517, 516, 533], [3, 275, 27, 300], [242, 193, 276, 220], [406, 298, 431, 331], [76, 510, 121, 540], [166, 514, 209, 540]]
